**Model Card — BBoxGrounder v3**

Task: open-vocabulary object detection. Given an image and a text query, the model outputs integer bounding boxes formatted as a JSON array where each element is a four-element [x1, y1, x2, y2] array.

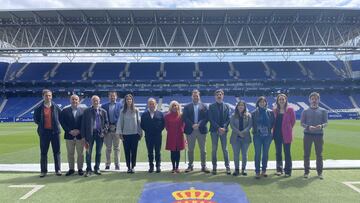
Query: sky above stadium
[[0, 0, 359, 9]]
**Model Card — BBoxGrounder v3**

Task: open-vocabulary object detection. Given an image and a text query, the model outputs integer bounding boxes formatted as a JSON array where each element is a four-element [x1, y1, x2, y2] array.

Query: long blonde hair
[[168, 100, 182, 117]]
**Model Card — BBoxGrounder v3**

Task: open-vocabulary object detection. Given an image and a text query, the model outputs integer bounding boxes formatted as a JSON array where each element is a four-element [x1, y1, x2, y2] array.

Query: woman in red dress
[[165, 100, 185, 173]]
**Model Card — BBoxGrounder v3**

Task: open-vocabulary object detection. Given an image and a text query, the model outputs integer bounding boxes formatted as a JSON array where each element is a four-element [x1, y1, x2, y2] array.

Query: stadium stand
[[0, 62, 8, 81], [50, 63, 92, 81], [0, 97, 41, 118], [4, 63, 26, 81], [16, 63, 57, 81], [127, 63, 160, 80], [0, 60, 359, 121], [232, 62, 269, 80], [300, 61, 340, 79], [163, 62, 196, 80], [266, 61, 308, 80], [88, 63, 126, 81], [198, 62, 233, 80]]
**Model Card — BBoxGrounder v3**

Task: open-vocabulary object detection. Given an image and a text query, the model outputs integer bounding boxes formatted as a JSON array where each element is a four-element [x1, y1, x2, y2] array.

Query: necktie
[[96, 110, 101, 133], [218, 103, 223, 127]]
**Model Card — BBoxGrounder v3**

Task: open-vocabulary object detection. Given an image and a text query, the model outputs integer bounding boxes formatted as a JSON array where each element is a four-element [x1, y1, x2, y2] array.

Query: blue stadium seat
[[350, 60, 360, 71], [163, 62, 195, 81], [233, 62, 269, 79], [17, 63, 56, 81], [0, 97, 41, 118], [127, 63, 160, 80], [300, 61, 340, 79], [90, 63, 126, 81], [198, 62, 232, 80], [0, 62, 8, 82], [5, 63, 27, 81], [51, 63, 91, 81], [266, 61, 308, 80]]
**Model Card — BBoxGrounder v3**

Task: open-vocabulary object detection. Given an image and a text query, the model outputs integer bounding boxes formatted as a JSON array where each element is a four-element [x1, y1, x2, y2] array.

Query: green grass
[[0, 169, 360, 202], [0, 120, 359, 164]]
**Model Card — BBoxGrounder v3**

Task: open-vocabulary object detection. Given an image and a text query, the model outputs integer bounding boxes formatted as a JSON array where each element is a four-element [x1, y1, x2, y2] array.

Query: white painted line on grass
[[342, 182, 360, 194], [8, 185, 45, 200]]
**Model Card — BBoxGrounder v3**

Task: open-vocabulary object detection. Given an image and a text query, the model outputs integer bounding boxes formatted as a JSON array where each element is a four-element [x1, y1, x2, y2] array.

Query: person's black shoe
[[65, 169, 75, 176], [115, 165, 120, 170], [127, 168, 132, 173], [212, 169, 217, 175], [39, 172, 47, 178], [185, 166, 193, 173], [156, 167, 161, 173], [226, 168, 231, 175], [201, 167, 210, 173], [94, 170, 102, 175], [56, 170, 62, 176], [105, 166, 110, 170], [78, 169, 84, 176], [148, 167, 154, 173], [241, 170, 248, 176], [232, 169, 240, 176]]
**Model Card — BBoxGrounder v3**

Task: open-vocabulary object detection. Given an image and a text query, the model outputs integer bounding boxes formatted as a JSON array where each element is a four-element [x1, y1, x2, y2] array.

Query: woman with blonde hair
[[165, 100, 185, 173]]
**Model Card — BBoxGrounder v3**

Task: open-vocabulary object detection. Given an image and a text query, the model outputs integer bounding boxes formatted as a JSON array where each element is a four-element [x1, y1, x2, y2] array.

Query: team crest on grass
[[139, 182, 249, 203]]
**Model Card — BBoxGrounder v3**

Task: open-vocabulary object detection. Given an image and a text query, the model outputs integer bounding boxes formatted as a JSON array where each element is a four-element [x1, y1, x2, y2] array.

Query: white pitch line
[[8, 185, 45, 200], [342, 182, 360, 194]]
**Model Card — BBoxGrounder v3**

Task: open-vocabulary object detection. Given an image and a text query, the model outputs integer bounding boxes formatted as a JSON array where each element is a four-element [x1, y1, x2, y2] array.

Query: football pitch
[[0, 120, 359, 163], [0, 120, 359, 202]]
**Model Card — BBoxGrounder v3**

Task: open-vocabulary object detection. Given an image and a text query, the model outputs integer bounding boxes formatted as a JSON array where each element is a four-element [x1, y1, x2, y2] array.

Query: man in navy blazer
[[208, 89, 231, 175], [182, 90, 210, 173], [60, 94, 86, 176], [101, 91, 122, 170], [81, 95, 109, 177], [34, 89, 62, 178], [140, 98, 165, 173]]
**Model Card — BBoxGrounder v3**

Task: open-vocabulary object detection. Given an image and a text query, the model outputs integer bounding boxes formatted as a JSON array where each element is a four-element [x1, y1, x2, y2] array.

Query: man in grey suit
[[208, 89, 231, 175], [60, 94, 86, 176], [182, 90, 210, 173], [81, 95, 109, 177]]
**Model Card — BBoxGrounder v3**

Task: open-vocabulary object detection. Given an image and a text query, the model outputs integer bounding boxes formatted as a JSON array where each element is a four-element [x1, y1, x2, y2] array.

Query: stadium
[[0, 7, 360, 203]]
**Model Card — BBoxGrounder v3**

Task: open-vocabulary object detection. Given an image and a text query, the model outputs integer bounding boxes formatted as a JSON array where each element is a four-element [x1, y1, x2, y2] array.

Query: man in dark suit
[[33, 89, 62, 178], [101, 91, 122, 170], [60, 94, 86, 176], [140, 98, 165, 173], [81, 95, 109, 177], [182, 90, 210, 173], [208, 89, 231, 175]]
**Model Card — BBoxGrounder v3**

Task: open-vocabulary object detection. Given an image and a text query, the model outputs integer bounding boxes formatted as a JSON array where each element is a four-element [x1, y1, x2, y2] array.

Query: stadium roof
[[0, 8, 359, 56]]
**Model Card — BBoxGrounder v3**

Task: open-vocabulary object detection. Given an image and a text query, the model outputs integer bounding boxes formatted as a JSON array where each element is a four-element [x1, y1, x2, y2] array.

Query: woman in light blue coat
[[230, 100, 252, 176]]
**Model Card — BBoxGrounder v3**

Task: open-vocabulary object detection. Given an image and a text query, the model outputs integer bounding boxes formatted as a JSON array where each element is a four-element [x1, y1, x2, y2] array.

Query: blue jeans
[[86, 134, 104, 171], [231, 137, 250, 170], [253, 135, 272, 174], [211, 132, 230, 169]]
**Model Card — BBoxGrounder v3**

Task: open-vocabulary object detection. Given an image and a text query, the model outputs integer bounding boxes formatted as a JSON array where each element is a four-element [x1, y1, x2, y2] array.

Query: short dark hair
[[215, 89, 224, 95], [108, 91, 117, 96], [192, 89, 200, 95], [309, 92, 320, 100], [42, 89, 52, 96]]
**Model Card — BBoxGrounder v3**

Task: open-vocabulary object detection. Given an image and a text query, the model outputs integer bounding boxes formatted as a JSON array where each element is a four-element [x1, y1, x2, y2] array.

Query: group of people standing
[[34, 89, 328, 180]]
